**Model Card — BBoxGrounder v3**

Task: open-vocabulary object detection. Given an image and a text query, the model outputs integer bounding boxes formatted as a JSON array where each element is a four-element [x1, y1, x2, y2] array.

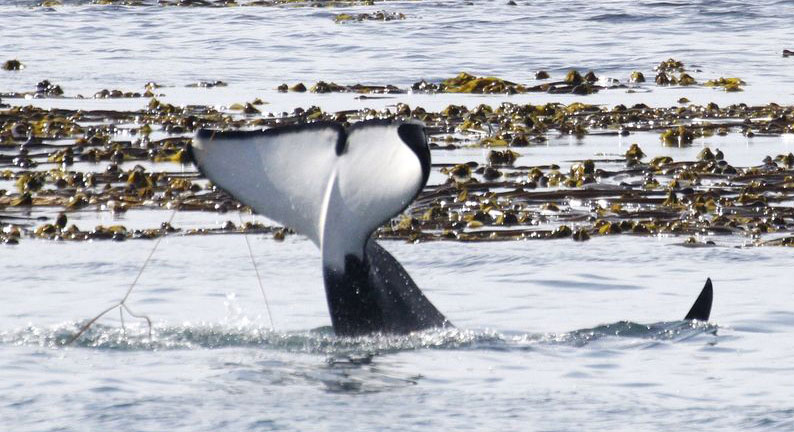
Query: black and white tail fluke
[[192, 120, 448, 336], [684, 278, 713, 321]]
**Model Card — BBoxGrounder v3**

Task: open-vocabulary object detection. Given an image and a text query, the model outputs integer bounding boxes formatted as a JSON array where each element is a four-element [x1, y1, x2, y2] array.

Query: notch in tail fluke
[[684, 278, 713, 321]]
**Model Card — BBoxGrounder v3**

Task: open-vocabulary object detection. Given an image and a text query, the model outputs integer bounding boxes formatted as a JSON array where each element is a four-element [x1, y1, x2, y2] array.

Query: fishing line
[[209, 128, 274, 328], [239, 212, 275, 329], [66, 210, 177, 345]]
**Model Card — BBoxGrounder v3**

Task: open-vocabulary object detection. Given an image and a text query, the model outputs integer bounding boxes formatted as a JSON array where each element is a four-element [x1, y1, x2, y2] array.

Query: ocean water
[[2, 0, 794, 430]]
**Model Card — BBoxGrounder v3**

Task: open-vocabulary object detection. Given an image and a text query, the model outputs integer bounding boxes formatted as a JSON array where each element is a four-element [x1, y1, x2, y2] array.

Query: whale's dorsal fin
[[684, 278, 713, 321], [192, 120, 446, 336]]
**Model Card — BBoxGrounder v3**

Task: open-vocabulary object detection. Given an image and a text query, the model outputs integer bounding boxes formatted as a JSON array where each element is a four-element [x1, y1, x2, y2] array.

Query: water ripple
[[0, 319, 718, 355]]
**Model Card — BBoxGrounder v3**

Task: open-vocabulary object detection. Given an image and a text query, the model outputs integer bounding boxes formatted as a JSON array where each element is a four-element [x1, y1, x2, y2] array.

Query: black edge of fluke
[[397, 122, 431, 187], [185, 142, 197, 164], [684, 278, 713, 321]]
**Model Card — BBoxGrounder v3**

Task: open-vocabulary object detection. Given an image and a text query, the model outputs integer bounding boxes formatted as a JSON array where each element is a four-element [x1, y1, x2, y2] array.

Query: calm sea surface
[[2, 1, 794, 430]]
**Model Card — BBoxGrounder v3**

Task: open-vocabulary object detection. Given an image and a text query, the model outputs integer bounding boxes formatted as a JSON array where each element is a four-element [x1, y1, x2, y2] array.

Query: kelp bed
[[2, 57, 752, 98], [1, 92, 794, 246]]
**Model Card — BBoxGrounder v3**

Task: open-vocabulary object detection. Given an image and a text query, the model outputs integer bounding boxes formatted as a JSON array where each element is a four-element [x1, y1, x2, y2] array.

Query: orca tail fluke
[[684, 278, 713, 321], [364, 240, 449, 332], [194, 120, 447, 337]]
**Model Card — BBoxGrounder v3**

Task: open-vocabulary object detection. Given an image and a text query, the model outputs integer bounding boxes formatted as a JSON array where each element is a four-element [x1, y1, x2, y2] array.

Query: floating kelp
[[92, 0, 148, 4], [276, 82, 309, 92], [705, 77, 746, 92], [152, 0, 239, 6], [410, 71, 605, 95], [333, 11, 405, 23], [309, 81, 403, 94], [93, 89, 145, 99], [287, 59, 741, 96], [655, 58, 686, 73], [411, 59, 720, 95], [487, 149, 519, 165], [26, 217, 285, 242], [385, 143, 794, 244], [3, 97, 794, 246], [654, 72, 696, 86], [0, 80, 65, 99], [630, 71, 645, 83], [438, 72, 527, 94], [228, 102, 264, 114], [678, 73, 697, 86], [3, 99, 793, 149], [3, 58, 750, 102], [186, 80, 228, 88], [659, 126, 696, 146], [36, 80, 63, 97], [2, 60, 24, 71]]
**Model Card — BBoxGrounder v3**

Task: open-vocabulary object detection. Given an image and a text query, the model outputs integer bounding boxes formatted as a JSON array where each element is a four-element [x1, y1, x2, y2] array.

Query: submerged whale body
[[192, 120, 448, 336], [192, 119, 714, 336]]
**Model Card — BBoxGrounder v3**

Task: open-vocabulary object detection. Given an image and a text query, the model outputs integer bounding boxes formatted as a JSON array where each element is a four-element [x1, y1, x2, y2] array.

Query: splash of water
[[0, 319, 717, 355]]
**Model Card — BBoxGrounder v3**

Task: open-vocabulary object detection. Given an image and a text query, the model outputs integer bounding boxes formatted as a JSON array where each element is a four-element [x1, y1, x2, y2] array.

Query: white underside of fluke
[[192, 122, 424, 272]]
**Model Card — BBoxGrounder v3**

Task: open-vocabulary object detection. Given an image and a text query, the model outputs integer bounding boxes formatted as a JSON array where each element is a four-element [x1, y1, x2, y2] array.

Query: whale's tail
[[191, 119, 713, 336], [323, 238, 448, 335], [684, 278, 713, 321], [191, 120, 448, 336]]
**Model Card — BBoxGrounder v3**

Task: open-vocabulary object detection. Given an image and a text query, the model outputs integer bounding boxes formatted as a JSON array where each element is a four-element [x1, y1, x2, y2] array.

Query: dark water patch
[[643, 1, 690, 7], [532, 279, 642, 291], [733, 310, 794, 333], [90, 385, 126, 393], [549, 320, 717, 347], [586, 13, 667, 23], [741, 408, 794, 430], [6, 397, 37, 408]]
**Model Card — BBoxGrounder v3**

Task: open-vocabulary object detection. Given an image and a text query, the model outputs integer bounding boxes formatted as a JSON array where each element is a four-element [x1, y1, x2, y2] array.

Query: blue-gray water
[[2, 1, 794, 430]]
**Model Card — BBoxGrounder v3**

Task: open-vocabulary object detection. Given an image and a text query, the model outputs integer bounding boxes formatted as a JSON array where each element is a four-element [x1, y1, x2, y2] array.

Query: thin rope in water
[[207, 128, 273, 328], [65, 210, 177, 345], [240, 213, 275, 329]]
